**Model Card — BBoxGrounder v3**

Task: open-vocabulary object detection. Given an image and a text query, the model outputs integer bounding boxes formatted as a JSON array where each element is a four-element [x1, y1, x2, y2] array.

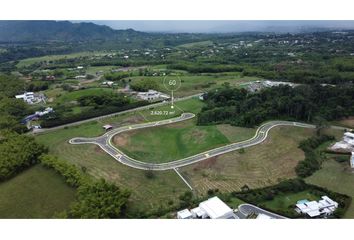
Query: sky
[[83, 20, 354, 33]]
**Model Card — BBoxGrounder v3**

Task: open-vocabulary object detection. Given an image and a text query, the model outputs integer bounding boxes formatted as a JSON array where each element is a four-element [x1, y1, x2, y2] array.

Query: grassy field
[[34, 100, 206, 212], [0, 165, 76, 218], [332, 117, 354, 129], [177, 40, 214, 48], [114, 119, 231, 163], [113, 112, 256, 163], [16, 51, 108, 68], [180, 126, 319, 195], [127, 74, 261, 97], [261, 190, 319, 212], [306, 158, 354, 218], [55, 87, 115, 103]]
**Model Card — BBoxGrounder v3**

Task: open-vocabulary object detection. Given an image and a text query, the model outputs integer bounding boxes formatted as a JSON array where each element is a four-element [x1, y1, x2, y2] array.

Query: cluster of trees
[[40, 154, 89, 187], [0, 131, 47, 181], [0, 75, 30, 133], [77, 93, 129, 107], [168, 62, 243, 73], [40, 154, 131, 218], [130, 78, 159, 92], [232, 179, 351, 218], [295, 135, 335, 178], [104, 72, 131, 81], [197, 85, 354, 127], [68, 179, 131, 218]]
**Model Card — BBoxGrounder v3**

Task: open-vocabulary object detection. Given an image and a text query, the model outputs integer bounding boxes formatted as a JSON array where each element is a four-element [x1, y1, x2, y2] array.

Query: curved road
[[69, 113, 318, 171], [238, 204, 288, 219]]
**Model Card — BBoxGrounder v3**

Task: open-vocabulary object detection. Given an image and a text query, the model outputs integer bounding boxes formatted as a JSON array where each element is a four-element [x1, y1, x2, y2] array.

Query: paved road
[[33, 93, 202, 134], [69, 113, 319, 171], [238, 203, 288, 219]]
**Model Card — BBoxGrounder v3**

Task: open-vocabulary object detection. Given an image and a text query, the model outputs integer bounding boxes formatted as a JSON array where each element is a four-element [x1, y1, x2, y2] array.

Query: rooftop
[[199, 196, 233, 219]]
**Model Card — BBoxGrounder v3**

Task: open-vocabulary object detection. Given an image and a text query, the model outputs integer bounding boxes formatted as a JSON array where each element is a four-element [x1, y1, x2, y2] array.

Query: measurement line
[[174, 168, 193, 190], [171, 90, 174, 108]]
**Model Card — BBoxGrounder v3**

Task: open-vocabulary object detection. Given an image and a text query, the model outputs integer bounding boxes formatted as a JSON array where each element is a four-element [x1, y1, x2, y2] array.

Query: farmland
[[180, 126, 317, 195], [0, 165, 76, 218]]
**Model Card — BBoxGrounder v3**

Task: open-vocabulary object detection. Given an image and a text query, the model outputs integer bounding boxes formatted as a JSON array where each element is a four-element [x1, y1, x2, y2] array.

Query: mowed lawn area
[[113, 118, 256, 163], [306, 158, 354, 218], [180, 126, 320, 195], [0, 165, 76, 218], [261, 190, 319, 213]]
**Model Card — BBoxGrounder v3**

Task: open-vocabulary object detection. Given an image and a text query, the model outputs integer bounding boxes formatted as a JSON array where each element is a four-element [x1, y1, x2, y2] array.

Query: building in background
[[295, 196, 338, 218], [177, 196, 237, 219]]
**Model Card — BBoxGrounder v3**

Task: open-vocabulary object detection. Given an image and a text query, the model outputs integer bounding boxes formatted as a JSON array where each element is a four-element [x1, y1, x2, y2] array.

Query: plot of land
[[180, 126, 317, 195], [0, 165, 76, 218], [306, 159, 354, 218], [114, 119, 232, 163], [35, 100, 205, 212]]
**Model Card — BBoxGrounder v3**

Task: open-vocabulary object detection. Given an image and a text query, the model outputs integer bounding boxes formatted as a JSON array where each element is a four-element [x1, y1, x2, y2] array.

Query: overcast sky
[[82, 20, 354, 33]]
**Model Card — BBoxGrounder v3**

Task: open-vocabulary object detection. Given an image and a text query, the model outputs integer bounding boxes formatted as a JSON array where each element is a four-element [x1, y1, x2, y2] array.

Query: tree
[[68, 179, 131, 219]]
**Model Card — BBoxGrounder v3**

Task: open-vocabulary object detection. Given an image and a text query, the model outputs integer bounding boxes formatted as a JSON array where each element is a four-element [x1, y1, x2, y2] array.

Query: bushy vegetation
[[232, 179, 351, 218], [130, 78, 160, 92], [67, 179, 131, 219], [295, 135, 335, 178], [0, 131, 47, 181], [40, 154, 89, 187], [39, 154, 131, 219], [77, 93, 129, 107], [197, 85, 354, 127], [104, 72, 130, 81]]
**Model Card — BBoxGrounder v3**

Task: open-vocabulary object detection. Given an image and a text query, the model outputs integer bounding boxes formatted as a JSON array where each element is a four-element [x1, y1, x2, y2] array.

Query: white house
[[256, 213, 274, 219], [35, 107, 53, 116], [178, 196, 237, 219], [295, 196, 338, 218], [75, 75, 86, 79], [177, 209, 193, 219], [137, 90, 169, 101], [15, 92, 35, 104], [343, 132, 354, 146]]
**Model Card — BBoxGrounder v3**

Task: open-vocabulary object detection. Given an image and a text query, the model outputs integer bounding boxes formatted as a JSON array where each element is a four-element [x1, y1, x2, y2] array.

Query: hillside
[[0, 21, 127, 42]]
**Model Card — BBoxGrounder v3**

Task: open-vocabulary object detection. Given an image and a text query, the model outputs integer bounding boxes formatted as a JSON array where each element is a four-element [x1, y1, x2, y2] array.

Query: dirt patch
[[338, 117, 354, 128], [113, 133, 131, 147], [94, 145, 104, 153], [193, 157, 218, 171]]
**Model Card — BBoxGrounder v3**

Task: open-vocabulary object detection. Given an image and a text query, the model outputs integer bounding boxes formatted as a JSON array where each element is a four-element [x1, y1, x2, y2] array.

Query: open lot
[[0, 165, 76, 218], [34, 99, 205, 212], [114, 119, 231, 163], [306, 158, 354, 218], [180, 126, 318, 195], [113, 115, 256, 163]]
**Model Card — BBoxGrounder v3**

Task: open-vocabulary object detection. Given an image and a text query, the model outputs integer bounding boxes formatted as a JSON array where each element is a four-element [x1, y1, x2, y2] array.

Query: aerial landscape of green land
[[1, 20, 354, 219]]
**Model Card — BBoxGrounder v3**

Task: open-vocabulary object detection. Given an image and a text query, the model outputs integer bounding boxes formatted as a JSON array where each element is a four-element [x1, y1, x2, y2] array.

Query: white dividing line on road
[[174, 168, 193, 190]]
